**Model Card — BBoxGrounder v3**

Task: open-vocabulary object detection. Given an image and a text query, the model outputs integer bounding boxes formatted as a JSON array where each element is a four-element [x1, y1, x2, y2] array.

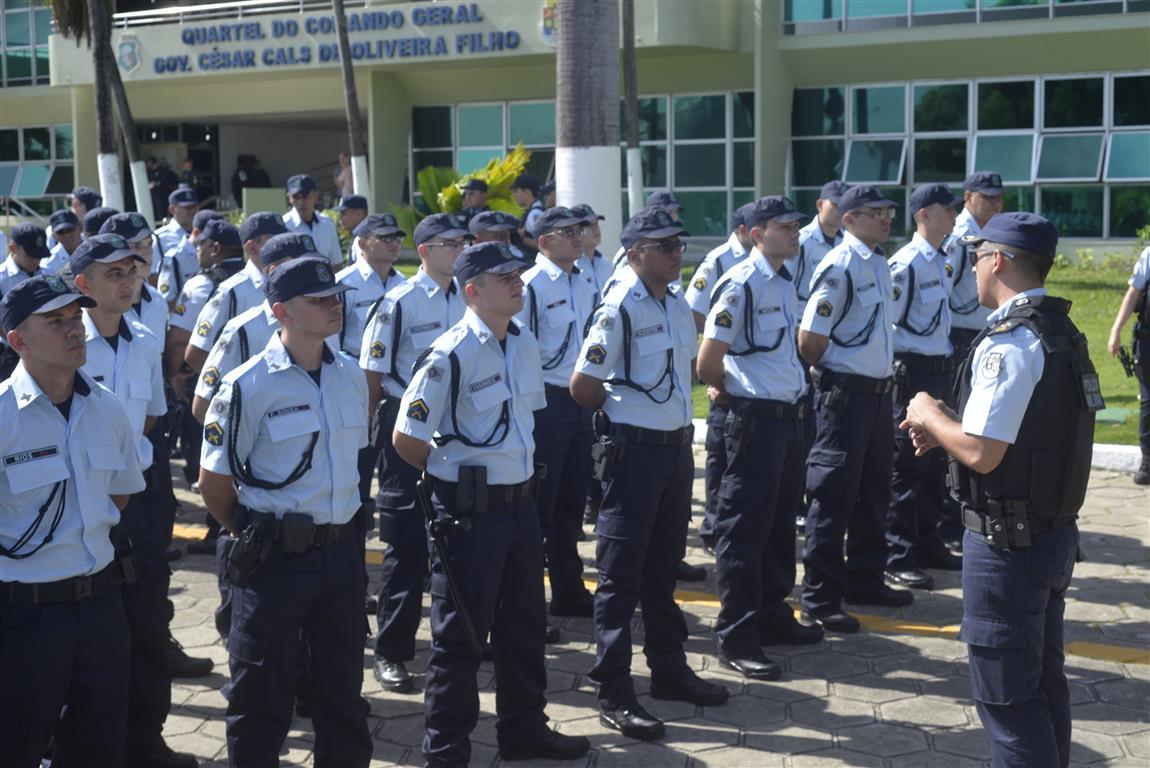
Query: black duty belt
[[610, 424, 694, 446], [895, 354, 955, 375], [1, 563, 120, 605], [245, 510, 352, 549], [812, 368, 894, 395], [433, 477, 535, 504], [730, 396, 803, 419], [962, 508, 1075, 538], [544, 383, 576, 400]]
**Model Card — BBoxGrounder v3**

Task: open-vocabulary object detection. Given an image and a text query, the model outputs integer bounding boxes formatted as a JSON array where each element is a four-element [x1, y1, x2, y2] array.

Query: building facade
[[1, 0, 1146, 247]]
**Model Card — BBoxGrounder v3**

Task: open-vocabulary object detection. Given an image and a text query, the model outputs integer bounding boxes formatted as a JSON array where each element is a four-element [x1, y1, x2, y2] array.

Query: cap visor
[[960, 233, 986, 247], [35, 292, 97, 315], [51, 224, 77, 234], [485, 259, 532, 276], [94, 248, 146, 264], [440, 227, 471, 239], [127, 227, 153, 243], [862, 198, 898, 208], [644, 225, 688, 240], [773, 212, 807, 224], [303, 284, 354, 298]]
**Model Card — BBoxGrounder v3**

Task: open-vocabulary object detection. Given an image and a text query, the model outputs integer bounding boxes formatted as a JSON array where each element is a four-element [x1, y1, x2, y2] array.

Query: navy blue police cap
[[240, 211, 289, 244], [198, 219, 242, 247], [11, 222, 51, 261], [0, 274, 95, 332], [71, 186, 102, 210], [259, 232, 322, 267], [463, 178, 488, 193], [69, 233, 144, 274], [645, 190, 683, 211], [838, 185, 897, 215], [190, 210, 223, 242], [99, 212, 152, 242], [743, 196, 807, 227], [49, 209, 80, 234], [511, 173, 540, 193], [265, 256, 352, 304], [961, 212, 1059, 262], [570, 203, 605, 223], [285, 174, 317, 196], [909, 183, 958, 215], [168, 186, 197, 207], [453, 242, 532, 284], [353, 212, 405, 238], [468, 210, 520, 235], [964, 171, 1004, 196], [335, 194, 368, 212], [83, 207, 119, 236], [620, 206, 690, 249], [818, 180, 851, 205], [413, 213, 469, 247], [533, 206, 585, 239]]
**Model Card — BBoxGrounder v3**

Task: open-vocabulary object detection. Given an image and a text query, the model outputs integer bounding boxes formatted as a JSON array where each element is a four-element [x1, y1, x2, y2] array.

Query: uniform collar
[[462, 307, 519, 347], [621, 268, 672, 305], [988, 288, 1048, 323], [802, 216, 840, 246], [534, 253, 579, 280], [243, 258, 265, 288], [260, 300, 278, 323], [726, 232, 748, 259], [910, 232, 944, 262], [139, 284, 153, 303], [10, 364, 90, 410], [354, 258, 398, 286], [2, 255, 43, 278], [263, 331, 335, 373], [83, 311, 133, 342], [750, 247, 786, 280], [283, 208, 303, 227], [955, 208, 981, 236], [413, 268, 455, 298], [843, 230, 882, 260]]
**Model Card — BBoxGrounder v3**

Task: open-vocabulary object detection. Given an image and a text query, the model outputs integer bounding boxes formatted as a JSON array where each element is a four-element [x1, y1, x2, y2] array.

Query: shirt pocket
[[855, 282, 881, 307], [408, 324, 444, 351], [4, 451, 70, 495], [635, 327, 673, 357], [84, 446, 127, 487], [543, 303, 576, 329], [466, 379, 512, 414], [265, 409, 321, 442], [917, 282, 947, 304], [756, 309, 788, 332], [128, 377, 153, 402]]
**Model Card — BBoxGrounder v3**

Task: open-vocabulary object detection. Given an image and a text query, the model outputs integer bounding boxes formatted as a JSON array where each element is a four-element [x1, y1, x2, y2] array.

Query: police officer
[[70, 234, 201, 767], [1107, 244, 1150, 484], [99, 213, 169, 343], [184, 213, 290, 375], [571, 207, 730, 741], [83, 206, 120, 241], [457, 178, 490, 227], [0, 275, 145, 768], [470, 209, 520, 248], [334, 213, 407, 357], [518, 207, 598, 624], [159, 209, 222, 306], [789, 181, 849, 318], [0, 223, 53, 378], [885, 184, 965, 590], [283, 174, 343, 266], [199, 256, 373, 767], [42, 209, 84, 273], [607, 194, 685, 281], [797, 185, 914, 634], [512, 173, 544, 255], [155, 187, 198, 262], [572, 203, 612, 302], [336, 194, 369, 264], [169, 219, 245, 375], [948, 172, 1004, 363], [393, 242, 591, 766], [902, 212, 1101, 768], [45, 185, 103, 250], [360, 212, 467, 692], [697, 196, 825, 680]]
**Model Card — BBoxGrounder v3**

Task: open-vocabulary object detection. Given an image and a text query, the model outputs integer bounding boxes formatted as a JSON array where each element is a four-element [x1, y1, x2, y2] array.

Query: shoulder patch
[[196, 320, 212, 337], [598, 315, 614, 330], [816, 300, 833, 318], [989, 319, 1019, 335], [693, 277, 707, 290], [159, 281, 169, 293], [425, 365, 443, 381], [173, 303, 186, 316], [204, 422, 224, 446], [893, 286, 901, 301], [981, 352, 1003, 379], [714, 309, 733, 328], [824, 276, 839, 289], [406, 398, 429, 423], [585, 344, 607, 364], [369, 340, 386, 359], [202, 367, 220, 387], [945, 262, 954, 277]]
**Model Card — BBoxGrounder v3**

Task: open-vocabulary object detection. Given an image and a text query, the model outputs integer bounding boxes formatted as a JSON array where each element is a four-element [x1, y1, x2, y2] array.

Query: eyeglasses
[[425, 239, 466, 250], [374, 234, 404, 244], [483, 231, 512, 243], [851, 207, 897, 221], [636, 240, 687, 256], [972, 247, 1017, 270], [546, 226, 586, 240]]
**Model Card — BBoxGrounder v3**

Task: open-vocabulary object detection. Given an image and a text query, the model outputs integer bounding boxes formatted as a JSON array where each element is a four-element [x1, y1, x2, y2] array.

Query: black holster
[[280, 512, 314, 554], [109, 525, 139, 585], [225, 507, 273, 586], [456, 465, 488, 515]]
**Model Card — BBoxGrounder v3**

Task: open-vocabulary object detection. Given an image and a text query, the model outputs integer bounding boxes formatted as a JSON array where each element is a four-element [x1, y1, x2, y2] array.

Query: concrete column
[[366, 71, 412, 212], [753, 0, 792, 196], [70, 85, 99, 190]]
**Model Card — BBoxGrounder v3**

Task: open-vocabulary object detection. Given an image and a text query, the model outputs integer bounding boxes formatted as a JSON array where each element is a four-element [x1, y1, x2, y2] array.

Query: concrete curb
[[692, 418, 1143, 475]]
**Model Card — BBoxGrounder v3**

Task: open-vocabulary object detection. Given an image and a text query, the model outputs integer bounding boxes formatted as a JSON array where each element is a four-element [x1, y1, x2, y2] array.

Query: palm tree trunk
[[333, 0, 371, 205], [622, 0, 643, 217], [555, 0, 622, 247], [87, 0, 123, 210], [103, 44, 152, 221]]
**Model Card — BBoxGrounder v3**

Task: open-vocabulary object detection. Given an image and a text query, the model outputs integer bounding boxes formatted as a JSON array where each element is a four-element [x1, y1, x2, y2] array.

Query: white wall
[[218, 122, 349, 206]]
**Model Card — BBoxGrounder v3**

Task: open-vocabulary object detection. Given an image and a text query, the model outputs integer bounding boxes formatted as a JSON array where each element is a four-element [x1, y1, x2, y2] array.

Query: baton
[[416, 477, 483, 657]]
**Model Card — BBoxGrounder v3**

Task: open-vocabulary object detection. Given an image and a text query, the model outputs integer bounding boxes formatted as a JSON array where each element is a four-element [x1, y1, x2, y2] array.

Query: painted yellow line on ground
[[172, 523, 1145, 665]]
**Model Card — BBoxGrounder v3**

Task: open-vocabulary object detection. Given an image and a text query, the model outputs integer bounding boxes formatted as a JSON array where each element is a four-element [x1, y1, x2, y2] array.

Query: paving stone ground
[[163, 453, 1150, 767]]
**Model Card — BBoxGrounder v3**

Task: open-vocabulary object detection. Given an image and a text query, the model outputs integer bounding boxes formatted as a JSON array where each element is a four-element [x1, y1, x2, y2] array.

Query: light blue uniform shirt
[[516, 255, 597, 388], [359, 269, 465, 398], [685, 232, 750, 318], [158, 235, 198, 302], [42, 242, 72, 274], [394, 309, 545, 486], [331, 259, 405, 357], [704, 250, 806, 402], [576, 269, 697, 431], [889, 233, 954, 357], [195, 302, 279, 402], [1130, 246, 1150, 293], [947, 209, 992, 331], [0, 366, 145, 583], [131, 283, 169, 345], [800, 231, 895, 380], [154, 219, 189, 260], [788, 217, 843, 315], [188, 260, 267, 354], [81, 313, 166, 468], [962, 288, 1047, 444], [201, 333, 368, 523], [283, 208, 344, 267], [577, 249, 614, 305]]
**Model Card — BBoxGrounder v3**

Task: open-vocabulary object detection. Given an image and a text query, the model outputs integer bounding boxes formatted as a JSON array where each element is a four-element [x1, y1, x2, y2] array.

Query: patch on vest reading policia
[[586, 344, 607, 364], [981, 352, 1003, 379], [204, 422, 224, 446], [369, 340, 385, 359], [407, 398, 429, 422], [715, 310, 733, 328], [197, 320, 212, 337], [816, 300, 833, 317], [202, 367, 220, 387]]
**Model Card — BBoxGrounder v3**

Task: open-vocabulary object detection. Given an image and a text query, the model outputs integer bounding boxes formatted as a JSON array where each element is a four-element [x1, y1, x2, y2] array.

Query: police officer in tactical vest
[[1107, 244, 1150, 485], [902, 212, 1102, 768]]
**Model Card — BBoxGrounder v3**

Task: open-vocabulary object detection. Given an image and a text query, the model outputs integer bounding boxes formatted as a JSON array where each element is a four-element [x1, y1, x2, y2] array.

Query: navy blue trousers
[[590, 440, 692, 709], [0, 588, 130, 768], [533, 387, 594, 605], [801, 387, 892, 615], [886, 366, 951, 571], [373, 428, 427, 663], [699, 400, 729, 547], [225, 532, 371, 768], [960, 523, 1078, 768], [714, 409, 804, 657], [1136, 335, 1150, 456], [422, 486, 549, 766]]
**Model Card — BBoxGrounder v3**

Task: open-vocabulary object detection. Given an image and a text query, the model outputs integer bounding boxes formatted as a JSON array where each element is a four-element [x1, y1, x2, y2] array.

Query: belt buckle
[[74, 576, 93, 601]]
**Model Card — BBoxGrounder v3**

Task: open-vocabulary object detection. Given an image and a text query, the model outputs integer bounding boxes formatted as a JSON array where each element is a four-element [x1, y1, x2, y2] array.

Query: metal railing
[[112, 0, 404, 28]]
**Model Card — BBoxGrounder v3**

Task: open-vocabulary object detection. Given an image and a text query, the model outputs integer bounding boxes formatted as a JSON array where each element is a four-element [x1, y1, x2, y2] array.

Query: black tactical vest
[[950, 295, 1102, 523]]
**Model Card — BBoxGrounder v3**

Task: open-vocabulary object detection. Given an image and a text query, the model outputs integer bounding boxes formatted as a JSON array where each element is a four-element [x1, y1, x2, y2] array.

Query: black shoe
[[127, 742, 198, 768], [944, 537, 963, 555], [500, 727, 591, 761], [700, 539, 716, 556], [795, 514, 806, 532], [675, 560, 707, 582], [165, 546, 182, 563], [365, 594, 378, 614], [545, 623, 561, 644], [920, 548, 963, 572], [185, 535, 216, 556], [167, 636, 213, 678], [800, 609, 860, 634], [550, 592, 594, 618], [1134, 457, 1150, 486], [718, 651, 782, 680], [849, 583, 916, 607], [650, 671, 729, 706], [759, 615, 824, 646], [373, 659, 415, 693], [584, 499, 600, 525], [883, 569, 935, 590], [599, 704, 665, 741]]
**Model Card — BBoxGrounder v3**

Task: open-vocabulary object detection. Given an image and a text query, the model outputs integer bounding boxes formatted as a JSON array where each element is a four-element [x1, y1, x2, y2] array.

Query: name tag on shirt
[[268, 404, 311, 419], [4, 445, 60, 467], [469, 373, 503, 393]]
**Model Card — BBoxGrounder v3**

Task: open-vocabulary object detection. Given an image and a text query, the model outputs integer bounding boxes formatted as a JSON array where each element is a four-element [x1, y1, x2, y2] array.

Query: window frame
[[1103, 130, 1150, 182], [843, 137, 908, 185], [1040, 73, 1108, 132], [848, 82, 909, 136], [975, 76, 1039, 132], [970, 131, 1037, 183], [1035, 132, 1106, 182]]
